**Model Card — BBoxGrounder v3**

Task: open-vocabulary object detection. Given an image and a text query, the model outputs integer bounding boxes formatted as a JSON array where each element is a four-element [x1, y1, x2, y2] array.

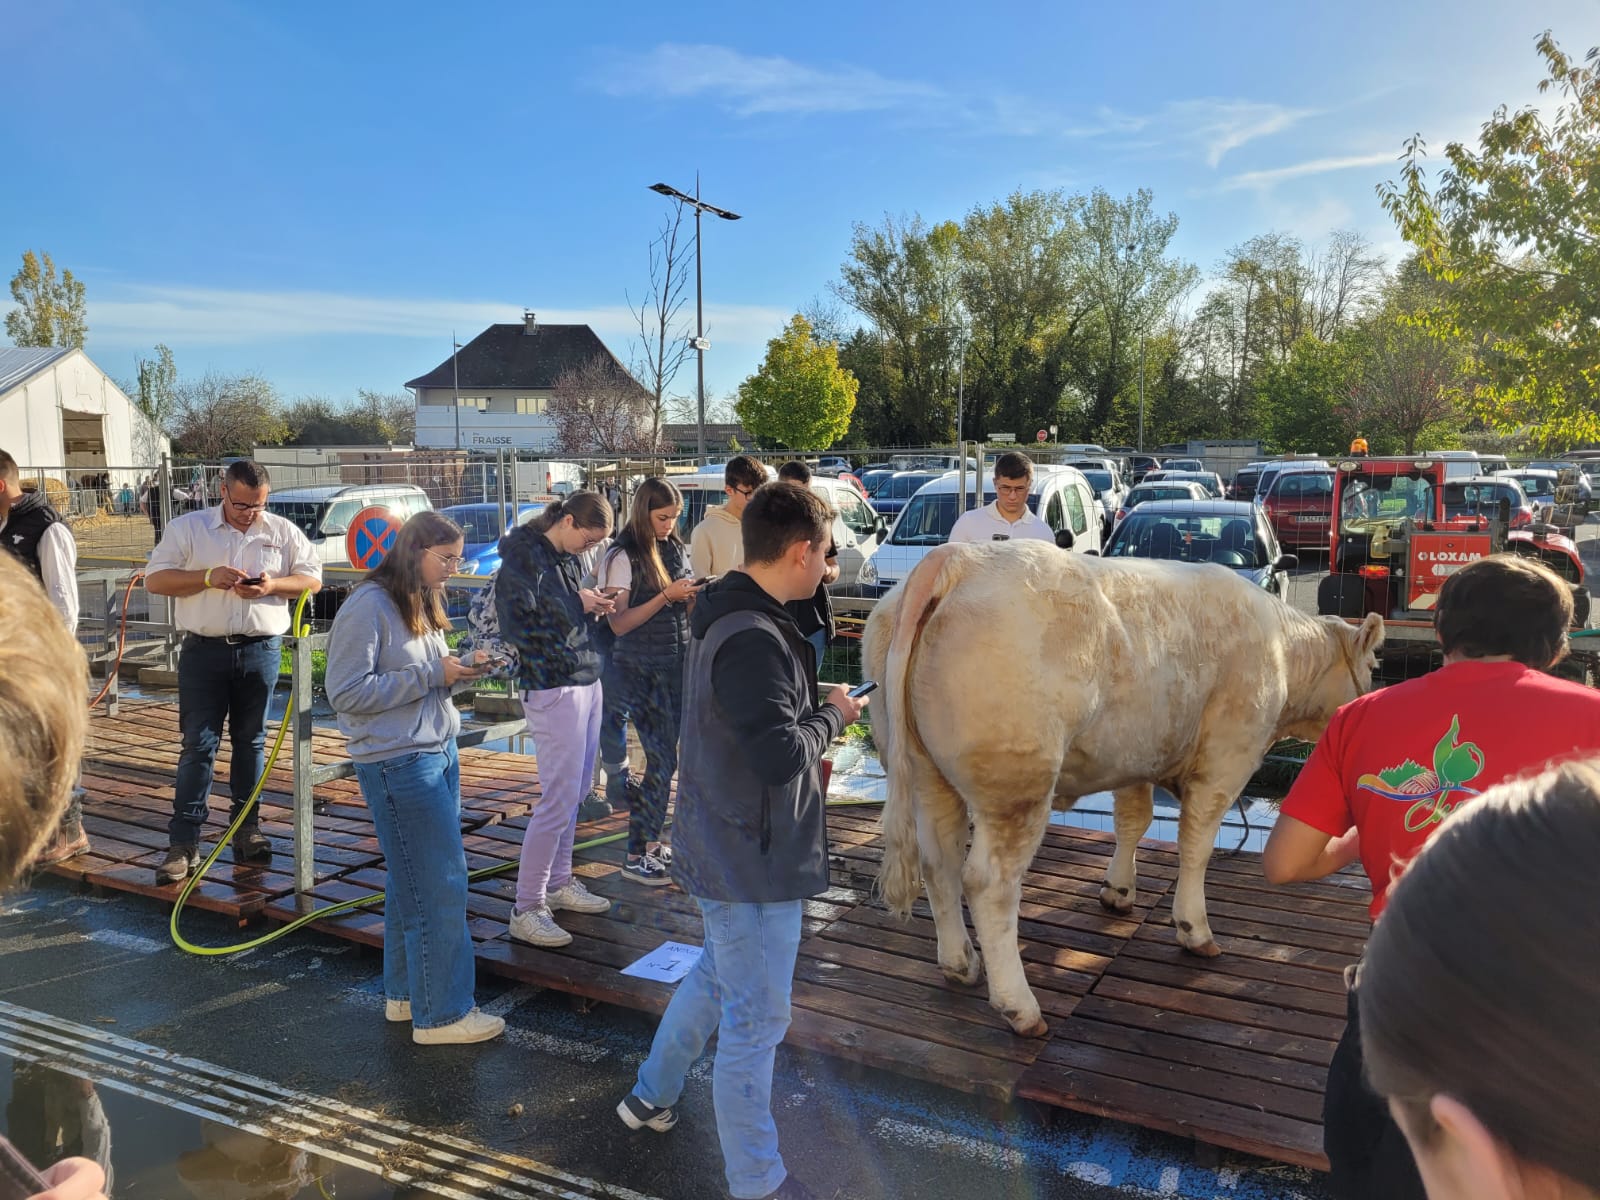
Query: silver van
[[266, 484, 433, 565]]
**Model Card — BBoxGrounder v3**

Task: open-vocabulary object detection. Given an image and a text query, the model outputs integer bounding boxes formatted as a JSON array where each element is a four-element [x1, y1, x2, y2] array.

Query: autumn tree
[[629, 203, 695, 451], [1379, 31, 1600, 445], [169, 371, 289, 457], [735, 315, 859, 449], [6, 250, 87, 348], [548, 355, 652, 455], [133, 344, 178, 462]]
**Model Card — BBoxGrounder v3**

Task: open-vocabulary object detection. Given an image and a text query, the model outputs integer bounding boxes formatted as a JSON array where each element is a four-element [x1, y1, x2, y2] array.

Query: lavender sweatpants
[[516, 681, 603, 911]]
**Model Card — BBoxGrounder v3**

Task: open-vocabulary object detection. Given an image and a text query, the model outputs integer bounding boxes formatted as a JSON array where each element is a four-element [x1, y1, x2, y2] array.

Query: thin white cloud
[[592, 43, 942, 117], [88, 284, 791, 351], [1219, 151, 1399, 192], [1064, 98, 1319, 166]]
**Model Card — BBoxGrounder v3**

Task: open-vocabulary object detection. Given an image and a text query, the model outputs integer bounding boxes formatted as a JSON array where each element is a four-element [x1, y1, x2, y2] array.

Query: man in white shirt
[[145, 460, 322, 884], [949, 452, 1054, 544], [0, 449, 89, 864]]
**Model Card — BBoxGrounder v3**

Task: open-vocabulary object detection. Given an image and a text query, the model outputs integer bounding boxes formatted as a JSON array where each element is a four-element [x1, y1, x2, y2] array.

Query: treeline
[[818, 188, 1471, 455]]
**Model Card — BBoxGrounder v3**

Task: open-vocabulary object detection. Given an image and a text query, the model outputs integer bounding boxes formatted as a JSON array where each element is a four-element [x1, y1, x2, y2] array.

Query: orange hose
[[87, 571, 144, 709]]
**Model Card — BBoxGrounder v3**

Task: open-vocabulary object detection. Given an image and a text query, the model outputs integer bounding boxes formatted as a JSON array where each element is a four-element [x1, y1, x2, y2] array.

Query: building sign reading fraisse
[[347, 507, 404, 570], [1407, 532, 1487, 609]]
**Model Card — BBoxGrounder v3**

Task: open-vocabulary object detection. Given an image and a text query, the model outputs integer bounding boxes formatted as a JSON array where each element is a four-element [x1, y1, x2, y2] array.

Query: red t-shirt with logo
[[1282, 659, 1600, 920]]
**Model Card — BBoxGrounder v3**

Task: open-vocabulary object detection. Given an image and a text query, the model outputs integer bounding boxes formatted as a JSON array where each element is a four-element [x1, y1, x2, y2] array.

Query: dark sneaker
[[34, 822, 91, 865], [621, 852, 671, 887], [578, 792, 613, 823], [651, 843, 673, 868], [156, 844, 199, 885], [233, 824, 272, 863], [617, 1093, 677, 1132], [757, 1178, 818, 1200], [605, 774, 643, 811]]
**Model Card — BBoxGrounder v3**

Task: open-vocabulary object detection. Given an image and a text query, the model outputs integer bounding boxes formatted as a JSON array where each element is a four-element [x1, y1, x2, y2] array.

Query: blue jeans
[[633, 898, 803, 1199], [170, 634, 281, 846], [353, 743, 476, 1030]]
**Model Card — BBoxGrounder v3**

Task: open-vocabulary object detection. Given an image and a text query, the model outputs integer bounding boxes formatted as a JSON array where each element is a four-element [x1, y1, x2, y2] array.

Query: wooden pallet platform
[[56, 701, 1371, 1169]]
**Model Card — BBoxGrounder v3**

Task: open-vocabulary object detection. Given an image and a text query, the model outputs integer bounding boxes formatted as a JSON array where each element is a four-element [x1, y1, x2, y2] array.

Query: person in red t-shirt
[[1263, 553, 1600, 1200]]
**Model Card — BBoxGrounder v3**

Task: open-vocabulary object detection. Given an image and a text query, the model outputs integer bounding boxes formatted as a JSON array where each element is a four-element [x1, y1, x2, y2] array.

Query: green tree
[[133, 343, 178, 462], [6, 250, 87, 348], [170, 371, 288, 457], [1378, 31, 1600, 445], [1254, 335, 1359, 454], [735, 315, 859, 449]]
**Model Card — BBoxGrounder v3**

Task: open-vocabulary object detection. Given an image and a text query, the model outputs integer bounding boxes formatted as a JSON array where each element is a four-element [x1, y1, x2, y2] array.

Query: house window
[[515, 397, 548, 415]]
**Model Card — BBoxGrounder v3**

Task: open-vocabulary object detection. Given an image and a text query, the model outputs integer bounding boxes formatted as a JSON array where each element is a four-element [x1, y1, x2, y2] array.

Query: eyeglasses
[[426, 549, 466, 570], [730, 486, 755, 498], [226, 498, 268, 513]]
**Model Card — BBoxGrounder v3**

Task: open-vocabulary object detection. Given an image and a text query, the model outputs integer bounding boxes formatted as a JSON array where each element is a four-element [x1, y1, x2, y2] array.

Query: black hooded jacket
[[495, 524, 602, 691], [671, 572, 847, 903]]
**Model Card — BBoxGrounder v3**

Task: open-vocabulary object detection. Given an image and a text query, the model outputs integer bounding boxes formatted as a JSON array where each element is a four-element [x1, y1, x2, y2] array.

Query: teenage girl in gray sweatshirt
[[324, 511, 500, 1046]]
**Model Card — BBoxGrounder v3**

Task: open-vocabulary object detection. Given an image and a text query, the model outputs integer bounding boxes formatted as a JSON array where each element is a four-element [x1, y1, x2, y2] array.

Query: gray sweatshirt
[[324, 582, 461, 764]]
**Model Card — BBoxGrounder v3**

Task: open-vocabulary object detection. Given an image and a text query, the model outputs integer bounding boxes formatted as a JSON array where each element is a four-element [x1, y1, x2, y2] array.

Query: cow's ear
[[1356, 611, 1384, 653]]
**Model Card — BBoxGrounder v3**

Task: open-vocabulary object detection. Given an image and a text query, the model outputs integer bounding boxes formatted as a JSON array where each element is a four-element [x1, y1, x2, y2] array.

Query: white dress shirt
[[147, 506, 321, 637], [948, 500, 1055, 544], [0, 513, 79, 630]]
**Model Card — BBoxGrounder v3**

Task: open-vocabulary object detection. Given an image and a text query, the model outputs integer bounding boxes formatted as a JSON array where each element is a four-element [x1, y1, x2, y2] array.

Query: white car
[[859, 467, 1102, 594]]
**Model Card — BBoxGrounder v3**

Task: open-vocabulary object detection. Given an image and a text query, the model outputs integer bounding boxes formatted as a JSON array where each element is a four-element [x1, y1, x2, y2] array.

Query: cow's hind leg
[[1099, 783, 1154, 914], [1172, 784, 1235, 957], [964, 799, 1052, 1037], [913, 762, 981, 986]]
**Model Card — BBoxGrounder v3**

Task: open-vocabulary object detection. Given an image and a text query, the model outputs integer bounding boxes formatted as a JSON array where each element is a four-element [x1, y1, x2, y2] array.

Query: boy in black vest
[[616, 482, 867, 1200], [0, 449, 89, 864]]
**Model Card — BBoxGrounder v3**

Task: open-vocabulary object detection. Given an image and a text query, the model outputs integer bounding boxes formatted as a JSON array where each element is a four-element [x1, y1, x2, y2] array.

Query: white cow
[[862, 540, 1383, 1037]]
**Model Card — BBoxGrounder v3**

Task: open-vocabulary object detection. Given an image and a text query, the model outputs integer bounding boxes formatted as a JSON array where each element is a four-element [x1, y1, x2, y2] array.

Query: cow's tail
[[878, 543, 967, 920]]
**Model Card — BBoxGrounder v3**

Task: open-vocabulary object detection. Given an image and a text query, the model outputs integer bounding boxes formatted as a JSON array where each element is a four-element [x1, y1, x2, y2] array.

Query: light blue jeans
[[353, 742, 476, 1030], [633, 897, 804, 1199]]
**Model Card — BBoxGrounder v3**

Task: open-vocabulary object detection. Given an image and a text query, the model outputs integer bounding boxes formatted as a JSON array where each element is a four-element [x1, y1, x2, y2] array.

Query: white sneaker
[[510, 905, 572, 947], [385, 999, 411, 1023], [547, 878, 612, 914], [412, 1008, 505, 1045]]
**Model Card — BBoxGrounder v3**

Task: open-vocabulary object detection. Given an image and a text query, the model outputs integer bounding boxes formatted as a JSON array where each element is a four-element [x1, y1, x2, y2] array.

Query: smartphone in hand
[[694, 575, 718, 586], [239, 575, 265, 586], [848, 680, 879, 699]]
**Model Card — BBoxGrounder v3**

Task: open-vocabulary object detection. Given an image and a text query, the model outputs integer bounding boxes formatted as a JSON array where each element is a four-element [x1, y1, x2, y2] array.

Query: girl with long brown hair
[[325, 511, 503, 1044], [597, 478, 702, 884]]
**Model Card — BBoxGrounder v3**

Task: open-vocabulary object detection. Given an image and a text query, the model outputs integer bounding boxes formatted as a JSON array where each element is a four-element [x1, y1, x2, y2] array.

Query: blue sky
[[6, 0, 1598, 411]]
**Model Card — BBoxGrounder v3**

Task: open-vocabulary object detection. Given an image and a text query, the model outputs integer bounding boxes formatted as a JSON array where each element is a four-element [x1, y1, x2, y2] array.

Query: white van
[[672, 467, 887, 590], [266, 484, 433, 565], [1425, 450, 1484, 481], [857, 466, 1102, 593]]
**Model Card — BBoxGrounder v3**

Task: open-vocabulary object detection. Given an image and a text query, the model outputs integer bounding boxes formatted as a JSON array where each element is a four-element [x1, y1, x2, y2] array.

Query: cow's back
[[879, 542, 1293, 799]]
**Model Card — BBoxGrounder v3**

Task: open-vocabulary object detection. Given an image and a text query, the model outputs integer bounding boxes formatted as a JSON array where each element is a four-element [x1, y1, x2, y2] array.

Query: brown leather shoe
[[233, 823, 272, 863], [34, 823, 91, 866], [156, 844, 199, 885]]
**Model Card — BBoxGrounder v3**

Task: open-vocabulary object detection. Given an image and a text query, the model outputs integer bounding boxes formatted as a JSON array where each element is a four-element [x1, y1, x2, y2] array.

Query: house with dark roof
[[405, 311, 646, 451]]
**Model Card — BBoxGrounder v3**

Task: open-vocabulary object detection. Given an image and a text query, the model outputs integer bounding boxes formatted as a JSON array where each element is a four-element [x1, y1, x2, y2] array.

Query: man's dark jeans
[[169, 634, 281, 847], [1325, 984, 1426, 1200]]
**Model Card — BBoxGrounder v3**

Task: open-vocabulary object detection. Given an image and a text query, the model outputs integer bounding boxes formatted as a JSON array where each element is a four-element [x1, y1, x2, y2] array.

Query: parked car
[[1144, 469, 1225, 498], [1113, 480, 1210, 527], [1424, 449, 1484, 480], [815, 455, 854, 475], [1253, 458, 1332, 508], [860, 469, 896, 497], [858, 467, 1102, 594], [1227, 462, 1269, 502], [870, 470, 947, 518], [1259, 468, 1336, 549], [1161, 457, 1205, 473], [673, 466, 886, 590], [439, 502, 539, 576], [1125, 453, 1163, 484], [1071, 467, 1126, 533], [265, 484, 433, 566], [1442, 477, 1534, 529], [1102, 499, 1296, 595]]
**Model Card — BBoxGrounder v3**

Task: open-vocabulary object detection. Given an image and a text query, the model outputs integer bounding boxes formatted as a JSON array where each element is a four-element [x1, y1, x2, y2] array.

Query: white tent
[[0, 347, 167, 490]]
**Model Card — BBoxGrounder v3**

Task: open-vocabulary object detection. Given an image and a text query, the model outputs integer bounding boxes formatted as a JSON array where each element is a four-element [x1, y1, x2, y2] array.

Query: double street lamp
[[649, 178, 740, 460]]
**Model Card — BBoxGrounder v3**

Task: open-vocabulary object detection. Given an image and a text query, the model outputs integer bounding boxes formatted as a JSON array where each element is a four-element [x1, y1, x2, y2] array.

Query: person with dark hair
[[690, 454, 765, 578], [597, 478, 702, 885], [145, 458, 322, 884], [1263, 553, 1600, 1200], [325, 512, 503, 1044], [949, 451, 1051, 543], [496, 491, 619, 947], [617, 481, 867, 1200], [776, 461, 837, 670], [0, 448, 88, 864], [1359, 760, 1600, 1200], [0, 554, 106, 1200]]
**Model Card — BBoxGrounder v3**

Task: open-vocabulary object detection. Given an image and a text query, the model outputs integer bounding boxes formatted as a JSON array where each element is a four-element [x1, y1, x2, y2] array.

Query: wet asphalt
[[1, 875, 1334, 1200]]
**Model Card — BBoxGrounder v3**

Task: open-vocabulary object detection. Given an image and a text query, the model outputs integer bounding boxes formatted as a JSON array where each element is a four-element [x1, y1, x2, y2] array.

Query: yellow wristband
[[204, 567, 214, 589]]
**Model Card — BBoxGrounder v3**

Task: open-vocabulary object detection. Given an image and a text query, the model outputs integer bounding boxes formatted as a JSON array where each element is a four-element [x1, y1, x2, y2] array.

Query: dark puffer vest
[[609, 536, 692, 671], [0, 491, 64, 580]]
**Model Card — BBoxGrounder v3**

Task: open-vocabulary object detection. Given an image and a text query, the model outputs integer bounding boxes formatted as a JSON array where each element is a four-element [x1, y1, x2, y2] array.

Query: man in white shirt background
[[948, 451, 1054, 544], [0, 448, 89, 864], [145, 460, 322, 884], [689, 455, 765, 579]]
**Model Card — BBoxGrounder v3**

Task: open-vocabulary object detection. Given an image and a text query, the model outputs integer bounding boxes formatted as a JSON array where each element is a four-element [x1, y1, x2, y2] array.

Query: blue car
[[440, 503, 540, 576]]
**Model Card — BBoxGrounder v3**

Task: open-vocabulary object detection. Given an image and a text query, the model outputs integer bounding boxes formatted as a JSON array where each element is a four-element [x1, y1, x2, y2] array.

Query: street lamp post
[[649, 177, 740, 461], [452, 331, 462, 451]]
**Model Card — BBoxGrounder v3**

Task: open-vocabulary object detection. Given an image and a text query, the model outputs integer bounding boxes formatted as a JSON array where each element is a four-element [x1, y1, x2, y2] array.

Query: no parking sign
[[346, 507, 403, 569]]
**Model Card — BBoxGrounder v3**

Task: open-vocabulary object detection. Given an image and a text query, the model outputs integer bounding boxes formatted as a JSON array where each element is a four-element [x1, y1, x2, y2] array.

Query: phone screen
[[239, 575, 264, 585], [848, 680, 879, 699]]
